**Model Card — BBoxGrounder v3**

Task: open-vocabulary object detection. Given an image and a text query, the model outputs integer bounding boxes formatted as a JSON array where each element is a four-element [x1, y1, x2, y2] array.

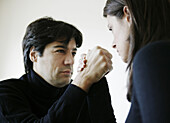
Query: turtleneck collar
[[20, 69, 68, 99]]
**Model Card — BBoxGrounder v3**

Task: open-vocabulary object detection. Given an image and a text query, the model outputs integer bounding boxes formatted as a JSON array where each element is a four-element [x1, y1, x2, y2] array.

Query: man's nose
[[64, 53, 74, 65]]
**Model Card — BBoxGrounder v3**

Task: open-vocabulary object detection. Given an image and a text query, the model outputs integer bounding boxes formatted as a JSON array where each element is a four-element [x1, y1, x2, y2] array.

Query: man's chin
[[60, 78, 71, 85]]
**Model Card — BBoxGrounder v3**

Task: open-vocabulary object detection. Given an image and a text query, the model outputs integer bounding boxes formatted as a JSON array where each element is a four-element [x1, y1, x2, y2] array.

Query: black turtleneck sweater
[[0, 70, 116, 123]]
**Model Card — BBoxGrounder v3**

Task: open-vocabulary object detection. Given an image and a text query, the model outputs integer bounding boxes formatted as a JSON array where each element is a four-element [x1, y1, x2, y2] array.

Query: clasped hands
[[73, 46, 113, 92]]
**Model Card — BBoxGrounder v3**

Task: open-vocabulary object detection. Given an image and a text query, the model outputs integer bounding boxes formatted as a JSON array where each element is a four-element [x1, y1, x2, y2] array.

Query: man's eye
[[72, 52, 77, 57], [55, 50, 65, 53], [109, 28, 112, 31]]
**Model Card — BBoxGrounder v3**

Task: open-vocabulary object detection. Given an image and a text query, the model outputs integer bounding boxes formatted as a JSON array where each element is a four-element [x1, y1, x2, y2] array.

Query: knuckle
[[108, 53, 113, 59], [96, 49, 101, 55], [103, 62, 108, 69], [101, 56, 107, 62], [94, 46, 101, 53], [99, 50, 103, 55], [96, 46, 101, 49]]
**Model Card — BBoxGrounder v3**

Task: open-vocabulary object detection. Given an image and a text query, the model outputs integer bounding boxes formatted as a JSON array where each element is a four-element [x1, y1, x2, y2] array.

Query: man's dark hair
[[22, 17, 83, 73]]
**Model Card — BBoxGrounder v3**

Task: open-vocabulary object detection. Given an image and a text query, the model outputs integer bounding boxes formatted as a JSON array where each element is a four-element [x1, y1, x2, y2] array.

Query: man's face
[[32, 38, 77, 87]]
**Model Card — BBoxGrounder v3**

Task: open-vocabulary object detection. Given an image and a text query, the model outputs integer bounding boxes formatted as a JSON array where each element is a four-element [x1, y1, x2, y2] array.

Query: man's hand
[[72, 46, 113, 92]]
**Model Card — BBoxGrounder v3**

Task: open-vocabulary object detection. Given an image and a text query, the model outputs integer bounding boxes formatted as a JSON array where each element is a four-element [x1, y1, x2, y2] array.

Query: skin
[[73, 7, 132, 92], [30, 38, 112, 92], [107, 6, 131, 63], [30, 38, 77, 88], [72, 46, 113, 92]]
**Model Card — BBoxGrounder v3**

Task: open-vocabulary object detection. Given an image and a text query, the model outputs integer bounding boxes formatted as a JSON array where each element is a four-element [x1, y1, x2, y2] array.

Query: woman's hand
[[72, 46, 113, 92]]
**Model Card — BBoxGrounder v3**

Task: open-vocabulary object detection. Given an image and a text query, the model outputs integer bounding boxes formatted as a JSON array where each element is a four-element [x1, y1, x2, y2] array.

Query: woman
[[103, 0, 170, 122]]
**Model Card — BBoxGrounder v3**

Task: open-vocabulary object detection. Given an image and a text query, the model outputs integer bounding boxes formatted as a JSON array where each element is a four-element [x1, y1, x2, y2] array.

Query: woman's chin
[[121, 57, 128, 63]]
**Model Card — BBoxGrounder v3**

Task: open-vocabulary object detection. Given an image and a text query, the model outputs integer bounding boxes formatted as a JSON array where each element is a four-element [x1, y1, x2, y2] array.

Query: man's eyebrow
[[53, 45, 66, 49], [53, 45, 77, 51]]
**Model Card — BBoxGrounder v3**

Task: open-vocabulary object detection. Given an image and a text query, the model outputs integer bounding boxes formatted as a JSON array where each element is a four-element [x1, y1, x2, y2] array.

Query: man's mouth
[[61, 70, 72, 75]]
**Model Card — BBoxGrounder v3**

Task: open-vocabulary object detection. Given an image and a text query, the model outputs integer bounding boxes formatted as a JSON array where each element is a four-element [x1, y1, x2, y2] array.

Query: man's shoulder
[[0, 78, 24, 84], [0, 78, 28, 91]]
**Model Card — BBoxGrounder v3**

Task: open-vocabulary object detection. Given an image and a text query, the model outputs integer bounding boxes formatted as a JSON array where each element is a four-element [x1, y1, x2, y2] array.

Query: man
[[0, 17, 115, 122]]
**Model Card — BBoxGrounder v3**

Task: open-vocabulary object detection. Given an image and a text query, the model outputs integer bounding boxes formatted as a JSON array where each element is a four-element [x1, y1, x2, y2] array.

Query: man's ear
[[123, 6, 132, 24], [29, 47, 38, 62]]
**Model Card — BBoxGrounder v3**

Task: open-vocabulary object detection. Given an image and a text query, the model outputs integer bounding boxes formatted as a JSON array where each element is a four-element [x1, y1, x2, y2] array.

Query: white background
[[0, 0, 130, 122]]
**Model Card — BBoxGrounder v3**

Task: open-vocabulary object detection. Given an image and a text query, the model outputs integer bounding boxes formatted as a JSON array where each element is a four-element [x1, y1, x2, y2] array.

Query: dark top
[[126, 40, 170, 123], [0, 69, 116, 123]]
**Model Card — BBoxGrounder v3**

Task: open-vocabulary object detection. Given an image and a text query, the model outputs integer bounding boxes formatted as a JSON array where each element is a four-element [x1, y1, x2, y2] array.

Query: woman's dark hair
[[104, 0, 170, 101], [22, 17, 83, 73], [103, 0, 126, 19]]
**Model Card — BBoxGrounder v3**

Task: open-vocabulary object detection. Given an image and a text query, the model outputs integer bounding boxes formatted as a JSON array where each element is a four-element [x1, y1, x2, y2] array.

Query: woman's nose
[[112, 42, 116, 48]]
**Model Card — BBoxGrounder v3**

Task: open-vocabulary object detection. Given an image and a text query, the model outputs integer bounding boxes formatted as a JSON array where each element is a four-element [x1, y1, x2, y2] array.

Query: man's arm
[[0, 80, 86, 123], [0, 46, 113, 123], [87, 77, 116, 123], [72, 46, 115, 122]]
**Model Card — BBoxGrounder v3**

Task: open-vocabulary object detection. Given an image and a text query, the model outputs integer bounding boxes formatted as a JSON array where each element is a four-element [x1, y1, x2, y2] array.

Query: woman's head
[[104, 0, 131, 63], [103, 0, 170, 101], [104, 0, 170, 63]]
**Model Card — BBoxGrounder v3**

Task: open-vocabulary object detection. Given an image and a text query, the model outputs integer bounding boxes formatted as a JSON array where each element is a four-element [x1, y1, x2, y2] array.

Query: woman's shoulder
[[138, 40, 170, 54], [132, 40, 170, 96], [134, 40, 170, 63], [133, 39, 170, 86]]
